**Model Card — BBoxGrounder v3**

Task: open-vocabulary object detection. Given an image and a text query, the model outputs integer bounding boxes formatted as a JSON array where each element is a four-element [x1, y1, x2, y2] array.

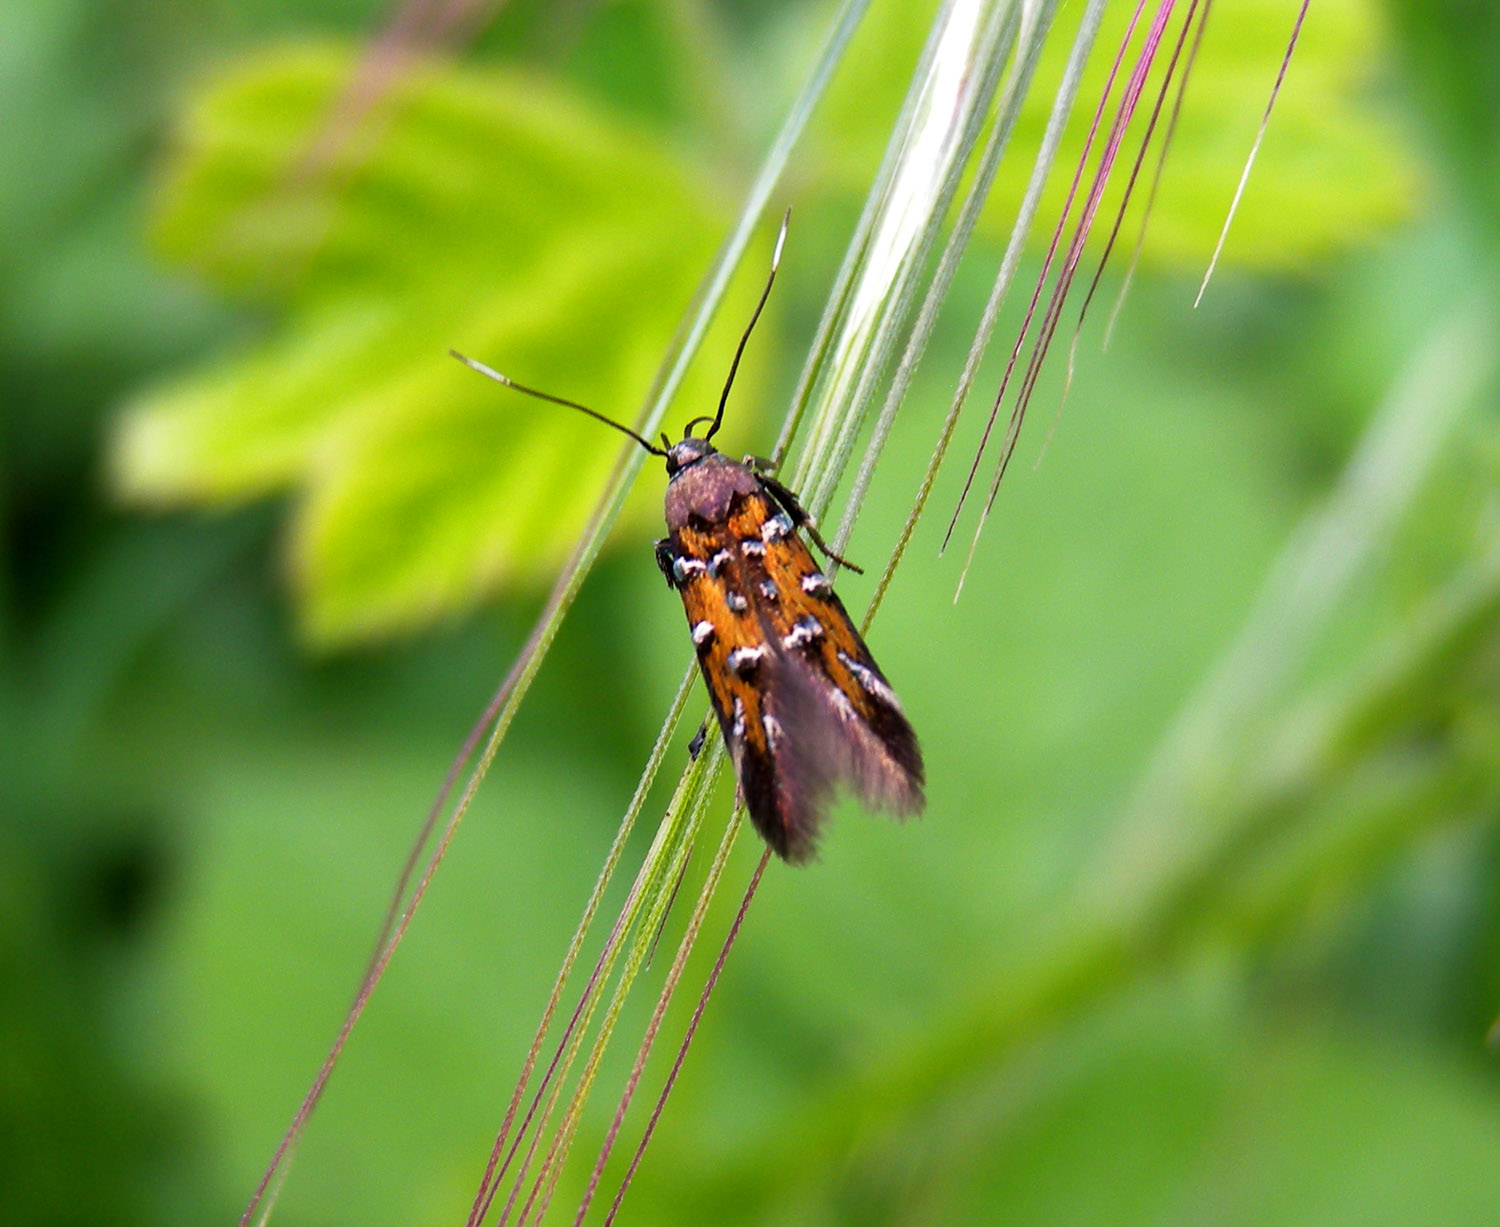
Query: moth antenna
[[705, 207, 789, 444], [450, 350, 667, 456]]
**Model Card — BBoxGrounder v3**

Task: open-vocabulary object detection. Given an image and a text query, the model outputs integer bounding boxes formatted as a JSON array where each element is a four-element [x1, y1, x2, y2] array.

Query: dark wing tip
[[741, 651, 927, 862], [736, 720, 829, 864], [864, 705, 925, 817]]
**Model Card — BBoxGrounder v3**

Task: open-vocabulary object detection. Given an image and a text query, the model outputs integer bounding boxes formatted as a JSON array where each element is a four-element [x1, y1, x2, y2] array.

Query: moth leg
[[742, 453, 779, 476], [687, 719, 709, 761], [756, 473, 864, 575], [654, 537, 677, 588]]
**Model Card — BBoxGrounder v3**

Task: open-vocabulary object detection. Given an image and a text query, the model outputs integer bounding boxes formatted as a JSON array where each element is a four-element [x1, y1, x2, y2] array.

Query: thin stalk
[[815, 0, 1023, 560], [1195, 0, 1310, 305], [504, 749, 726, 1225], [836, 0, 1060, 565], [569, 802, 749, 1224], [867, 0, 1106, 621], [941, 0, 1150, 556], [602, 846, 772, 1226], [1050, 0, 1204, 443], [475, 746, 723, 1226], [1102, 0, 1214, 348], [954, 0, 1181, 598], [463, 665, 696, 1222], [770, 0, 956, 472], [799, 0, 1003, 519]]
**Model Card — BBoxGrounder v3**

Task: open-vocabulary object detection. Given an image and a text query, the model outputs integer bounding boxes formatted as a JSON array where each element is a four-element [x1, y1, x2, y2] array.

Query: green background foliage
[[5, 1, 1497, 1224], [112, 42, 757, 643]]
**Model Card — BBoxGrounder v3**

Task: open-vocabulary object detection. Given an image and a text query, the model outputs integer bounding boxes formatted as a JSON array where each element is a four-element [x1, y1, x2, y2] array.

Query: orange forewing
[[729, 491, 892, 727], [672, 520, 772, 767]]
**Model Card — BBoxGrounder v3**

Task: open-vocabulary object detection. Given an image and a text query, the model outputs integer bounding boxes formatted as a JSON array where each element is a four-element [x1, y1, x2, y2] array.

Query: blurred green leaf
[[111, 43, 752, 645]]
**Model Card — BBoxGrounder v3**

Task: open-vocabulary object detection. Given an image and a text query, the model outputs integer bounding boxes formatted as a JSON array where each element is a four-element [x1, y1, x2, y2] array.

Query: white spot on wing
[[781, 616, 824, 651], [761, 514, 792, 543], [801, 572, 831, 596], [691, 620, 715, 647], [829, 688, 857, 722], [728, 645, 766, 675], [838, 650, 904, 713], [763, 713, 783, 748], [726, 591, 748, 613]]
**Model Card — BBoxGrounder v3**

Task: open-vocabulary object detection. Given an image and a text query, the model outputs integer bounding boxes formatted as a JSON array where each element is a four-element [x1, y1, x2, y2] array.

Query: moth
[[453, 216, 923, 861]]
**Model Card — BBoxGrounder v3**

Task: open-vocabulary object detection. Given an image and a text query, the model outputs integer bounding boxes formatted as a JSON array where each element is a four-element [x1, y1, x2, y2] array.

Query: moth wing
[[733, 490, 925, 849], [673, 485, 925, 862], [730, 651, 839, 862], [672, 521, 810, 857]]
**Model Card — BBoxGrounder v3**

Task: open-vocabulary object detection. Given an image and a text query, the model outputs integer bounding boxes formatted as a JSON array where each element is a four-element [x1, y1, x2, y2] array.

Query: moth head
[[665, 436, 714, 478]]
